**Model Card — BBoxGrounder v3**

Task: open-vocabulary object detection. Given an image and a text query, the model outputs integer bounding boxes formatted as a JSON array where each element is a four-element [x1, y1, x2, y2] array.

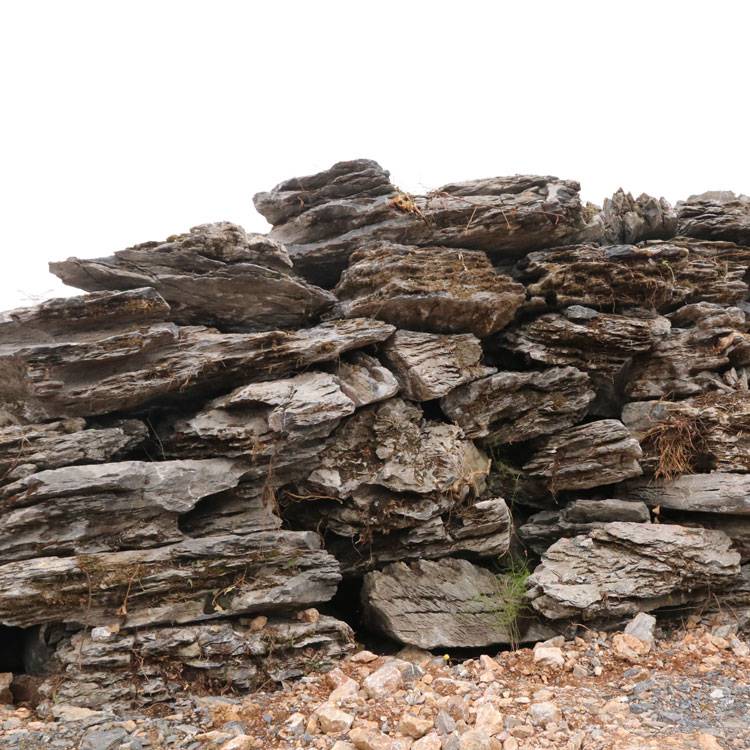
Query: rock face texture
[[2, 158, 749, 711]]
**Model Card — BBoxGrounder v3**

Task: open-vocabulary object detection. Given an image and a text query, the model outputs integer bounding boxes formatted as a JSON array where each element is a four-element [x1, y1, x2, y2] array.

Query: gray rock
[[622, 393, 750, 475], [254, 160, 597, 286], [517, 240, 750, 312], [677, 191, 750, 245], [518, 499, 651, 555], [79, 728, 129, 750], [624, 612, 656, 647], [597, 189, 677, 244], [440, 366, 595, 445], [0, 287, 394, 420], [0, 458, 248, 561], [0, 528, 340, 628], [41, 615, 353, 710], [362, 558, 559, 649], [625, 302, 749, 400], [0, 418, 146, 487], [622, 472, 750, 515], [522, 420, 643, 491], [333, 242, 525, 337], [381, 330, 495, 401], [527, 522, 741, 620], [50, 222, 336, 332]]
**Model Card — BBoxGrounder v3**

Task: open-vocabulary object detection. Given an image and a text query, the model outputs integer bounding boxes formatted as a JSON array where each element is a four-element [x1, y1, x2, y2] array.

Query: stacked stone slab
[[1, 159, 749, 710]]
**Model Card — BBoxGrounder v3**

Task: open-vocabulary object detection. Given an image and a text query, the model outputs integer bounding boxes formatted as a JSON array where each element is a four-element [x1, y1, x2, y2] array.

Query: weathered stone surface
[[39, 615, 354, 709], [622, 472, 750, 515], [0, 292, 395, 420], [0, 529, 340, 628], [498, 306, 669, 411], [597, 189, 677, 244], [517, 240, 750, 312], [657, 511, 750, 563], [440, 366, 595, 444], [0, 418, 146, 486], [622, 393, 750, 475], [381, 330, 495, 401], [335, 351, 400, 407], [0, 459, 248, 561], [254, 160, 597, 286], [625, 303, 749, 400], [0, 287, 170, 345], [362, 558, 559, 648], [50, 222, 336, 331], [518, 499, 651, 555], [522, 420, 642, 491], [677, 191, 750, 245], [304, 398, 489, 498], [333, 243, 525, 337], [315, 497, 512, 575], [527, 522, 741, 621]]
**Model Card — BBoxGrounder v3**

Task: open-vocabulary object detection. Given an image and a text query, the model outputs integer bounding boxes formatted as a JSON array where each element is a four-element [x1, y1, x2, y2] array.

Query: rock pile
[[1, 159, 750, 714]]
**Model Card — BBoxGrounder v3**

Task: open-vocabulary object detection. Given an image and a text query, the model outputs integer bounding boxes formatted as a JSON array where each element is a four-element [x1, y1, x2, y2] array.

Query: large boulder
[[361, 558, 558, 648], [527, 522, 741, 621], [334, 242, 525, 337], [254, 159, 597, 285], [49, 222, 336, 331]]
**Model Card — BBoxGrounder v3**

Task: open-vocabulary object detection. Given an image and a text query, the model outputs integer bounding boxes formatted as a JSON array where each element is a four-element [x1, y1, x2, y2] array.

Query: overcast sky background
[[2, 1, 749, 311]]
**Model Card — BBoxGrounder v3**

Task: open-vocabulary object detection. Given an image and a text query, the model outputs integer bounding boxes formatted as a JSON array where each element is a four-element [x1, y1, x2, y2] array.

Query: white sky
[[2, 1, 749, 311]]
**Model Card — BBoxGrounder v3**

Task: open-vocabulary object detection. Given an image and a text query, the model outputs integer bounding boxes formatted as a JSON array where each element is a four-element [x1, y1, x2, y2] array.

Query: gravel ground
[[1, 617, 748, 750]]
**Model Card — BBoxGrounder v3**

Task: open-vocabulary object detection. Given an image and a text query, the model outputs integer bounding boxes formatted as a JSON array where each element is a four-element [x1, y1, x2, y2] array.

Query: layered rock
[[0, 458, 249, 560], [440, 366, 595, 445], [381, 330, 494, 401], [622, 472, 750, 515], [498, 306, 669, 411], [518, 499, 651, 555], [0, 528, 340, 629], [254, 160, 597, 285], [677, 191, 750, 245], [517, 240, 750, 312], [362, 558, 558, 649], [622, 393, 750, 475], [625, 302, 749, 400], [597, 189, 677, 244], [334, 243, 525, 337], [50, 222, 336, 331], [522, 420, 643, 492], [527, 522, 741, 621], [40, 615, 354, 709], [0, 418, 146, 486], [0, 287, 394, 421]]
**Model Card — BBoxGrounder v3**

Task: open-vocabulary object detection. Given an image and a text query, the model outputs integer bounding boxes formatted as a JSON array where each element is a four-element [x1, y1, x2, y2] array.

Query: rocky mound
[[2, 159, 749, 717]]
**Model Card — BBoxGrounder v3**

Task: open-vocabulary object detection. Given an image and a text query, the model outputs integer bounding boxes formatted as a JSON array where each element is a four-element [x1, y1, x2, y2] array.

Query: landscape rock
[[519, 499, 651, 554], [527, 522, 741, 620], [381, 330, 495, 401], [255, 160, 596, 286], [440, 366, 595, 445], [362, 558, 559, 649], [517, 240, 750, 312], [334, 242, 525, 337], [40, 615, 354, 709], [50, 222, 336, 331], [677, 191, 750, 245], [624, 612, 657, 648], [0, 294, 395, 420], [597, 189, 677, 244], [522, 419, 643, 491]]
